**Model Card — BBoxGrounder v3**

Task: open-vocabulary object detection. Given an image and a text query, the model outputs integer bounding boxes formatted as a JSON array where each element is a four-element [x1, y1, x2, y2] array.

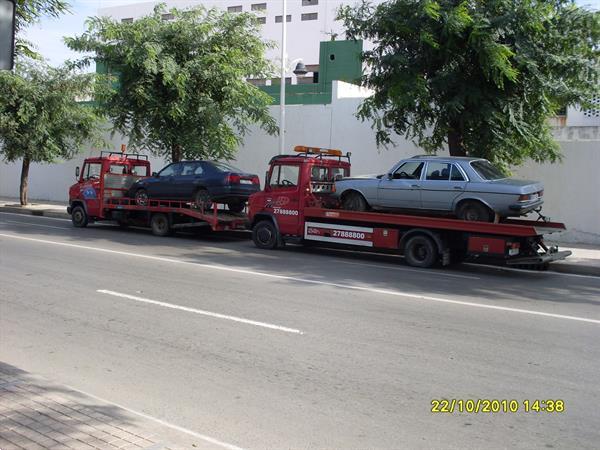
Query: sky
[[25, 0, 600, 67]]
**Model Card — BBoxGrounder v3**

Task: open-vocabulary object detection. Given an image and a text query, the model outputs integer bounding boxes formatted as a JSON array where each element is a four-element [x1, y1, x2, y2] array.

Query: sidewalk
[[0, 197, 70, 220], [0, 363, 226, 450], [1, 196, 599, 277]]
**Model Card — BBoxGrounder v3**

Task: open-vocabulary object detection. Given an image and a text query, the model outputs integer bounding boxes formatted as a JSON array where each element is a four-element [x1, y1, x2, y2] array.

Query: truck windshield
[[471, 160, 507, 180]]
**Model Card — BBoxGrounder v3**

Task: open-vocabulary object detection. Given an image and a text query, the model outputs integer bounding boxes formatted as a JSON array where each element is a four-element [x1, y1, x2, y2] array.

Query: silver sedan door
[[420, 162, 468, 210], [377, 161, 424, 209]]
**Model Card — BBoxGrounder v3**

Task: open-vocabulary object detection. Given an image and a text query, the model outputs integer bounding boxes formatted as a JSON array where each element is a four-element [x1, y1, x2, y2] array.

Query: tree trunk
[[20, 156, 31, 206], [447, 129, 467, 157], [171, 144, 182, 162]]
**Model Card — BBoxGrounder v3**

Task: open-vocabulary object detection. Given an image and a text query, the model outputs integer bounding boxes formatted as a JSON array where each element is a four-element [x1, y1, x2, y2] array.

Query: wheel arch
[[454, 196, 495, 214], [69, 199, 87, 214], [251, 212, 279, 232], [339, 188, 369, 204], [399, 228, 445, 255]]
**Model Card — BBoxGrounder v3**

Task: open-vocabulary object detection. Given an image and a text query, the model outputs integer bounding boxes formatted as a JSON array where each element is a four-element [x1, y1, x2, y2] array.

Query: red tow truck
[[247, 146, 571, 269], [68, 151, 248, 235], [69, 147, 571, 269]]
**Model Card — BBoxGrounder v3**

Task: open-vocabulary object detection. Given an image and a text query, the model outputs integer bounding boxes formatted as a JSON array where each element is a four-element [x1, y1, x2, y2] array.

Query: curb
[[0, 205, 71, 220]]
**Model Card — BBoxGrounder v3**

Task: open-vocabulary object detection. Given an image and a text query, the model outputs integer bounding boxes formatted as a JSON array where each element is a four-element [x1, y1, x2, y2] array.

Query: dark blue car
[[128, 160, 260, 213]]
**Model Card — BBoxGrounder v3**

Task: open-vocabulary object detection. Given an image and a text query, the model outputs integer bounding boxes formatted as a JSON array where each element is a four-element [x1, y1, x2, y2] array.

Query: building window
[[161, 13, 174, 21], [302, 0, 318, 5], [121, 17, 133, 23], [301, 13, 318, 21], [275, 15, 291, 23], [228, 5, 243, 13], [251, 3, 267, 11], [255, 16, 267, 24]]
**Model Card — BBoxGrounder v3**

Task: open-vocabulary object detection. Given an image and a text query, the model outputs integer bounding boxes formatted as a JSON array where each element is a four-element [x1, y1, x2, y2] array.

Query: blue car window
[[158, 163, 180, 177], [181, 163, 198, 176]]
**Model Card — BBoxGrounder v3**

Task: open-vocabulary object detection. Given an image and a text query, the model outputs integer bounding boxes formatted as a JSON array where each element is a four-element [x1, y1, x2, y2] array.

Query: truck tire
[[342, 192, 367, 212], [252, 220, 279, 250], [404, 235, 438, 268], [150, 213, 171, 237], [71, 205, 88, 228], [457, 201, 492, 222]]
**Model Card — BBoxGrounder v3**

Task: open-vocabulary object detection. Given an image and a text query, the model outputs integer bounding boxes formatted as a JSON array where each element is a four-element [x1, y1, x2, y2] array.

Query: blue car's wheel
[[134, 188, 148, 206], [194, 189, 212, 210]]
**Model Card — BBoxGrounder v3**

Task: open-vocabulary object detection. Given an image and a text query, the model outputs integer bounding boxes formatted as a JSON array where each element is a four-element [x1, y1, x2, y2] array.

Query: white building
[[99, 0, 377, 82]]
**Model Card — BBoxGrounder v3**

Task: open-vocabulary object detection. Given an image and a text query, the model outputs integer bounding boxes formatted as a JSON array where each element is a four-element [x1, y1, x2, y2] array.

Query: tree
[[15, 0, 70, 59], [0, 61, 103, 205], [337, 0, 600, 167], [66, 5, 278, 163]]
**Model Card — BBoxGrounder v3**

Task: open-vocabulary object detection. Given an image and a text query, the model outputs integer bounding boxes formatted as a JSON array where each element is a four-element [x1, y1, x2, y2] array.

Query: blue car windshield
[[471, 160, 507, 180], [211, 161, 243, 173]]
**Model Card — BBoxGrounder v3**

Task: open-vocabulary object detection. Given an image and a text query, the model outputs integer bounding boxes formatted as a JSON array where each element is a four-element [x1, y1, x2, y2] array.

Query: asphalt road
[[1, 212, 600, 449]]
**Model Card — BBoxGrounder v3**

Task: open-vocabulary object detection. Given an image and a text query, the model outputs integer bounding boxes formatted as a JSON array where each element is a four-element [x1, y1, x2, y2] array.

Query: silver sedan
[[334, 156, 544, 221]]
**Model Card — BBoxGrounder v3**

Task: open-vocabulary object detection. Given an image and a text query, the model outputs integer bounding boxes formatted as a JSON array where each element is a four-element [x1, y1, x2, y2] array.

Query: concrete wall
[[1, 81, 598, 244]]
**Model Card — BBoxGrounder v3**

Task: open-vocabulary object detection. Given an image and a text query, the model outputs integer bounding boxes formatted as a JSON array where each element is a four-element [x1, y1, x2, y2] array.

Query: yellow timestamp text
[[431, 399, 565, 413]]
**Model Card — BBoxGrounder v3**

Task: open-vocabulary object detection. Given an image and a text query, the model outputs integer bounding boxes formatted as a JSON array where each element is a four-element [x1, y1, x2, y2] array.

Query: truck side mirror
[[75, 166, 80, 178]]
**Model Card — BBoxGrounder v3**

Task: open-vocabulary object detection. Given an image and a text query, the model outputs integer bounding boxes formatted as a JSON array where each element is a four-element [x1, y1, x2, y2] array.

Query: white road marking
[[97, 289, 303, 335], [62, 384, 245, 450], [0, 220, 69, 230], [2, 233, 600, 325], [337, 260, 481, 280], [0, 211, 71, 222]]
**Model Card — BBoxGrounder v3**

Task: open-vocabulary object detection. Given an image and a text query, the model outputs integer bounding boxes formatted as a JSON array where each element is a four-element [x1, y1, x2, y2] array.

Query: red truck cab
[[248, 146, 351, 246], [68, 151, 151, 226]]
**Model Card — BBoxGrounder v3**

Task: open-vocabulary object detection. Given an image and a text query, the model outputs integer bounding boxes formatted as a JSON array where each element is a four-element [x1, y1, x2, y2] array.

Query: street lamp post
[[279, 0, 288, 155]]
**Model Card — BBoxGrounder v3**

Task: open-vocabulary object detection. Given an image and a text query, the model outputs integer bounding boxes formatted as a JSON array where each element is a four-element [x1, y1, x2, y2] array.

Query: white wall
[[1, 81, 598, 244]]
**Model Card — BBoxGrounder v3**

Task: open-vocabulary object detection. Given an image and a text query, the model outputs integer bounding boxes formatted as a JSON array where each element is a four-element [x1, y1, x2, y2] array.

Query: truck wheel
[[342, 192, 367, 212], [71, 205, 88, 228], [227, 201, 245, 213], [252, 220, 279, 250], [457, 201, 492, 222], [150, 213, 171, 237], [404, 235, 438, 268], [134, 188, 149, 206]]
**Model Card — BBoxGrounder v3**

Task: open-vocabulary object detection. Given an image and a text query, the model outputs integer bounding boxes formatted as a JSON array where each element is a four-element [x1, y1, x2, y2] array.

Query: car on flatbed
[[127, 160, 260, 213], [334, 156, 544, 222]]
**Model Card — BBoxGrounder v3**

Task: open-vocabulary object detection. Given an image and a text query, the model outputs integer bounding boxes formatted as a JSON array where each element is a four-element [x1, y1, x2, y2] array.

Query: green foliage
[[14, 0, 70, 59], [0, 60, 103, 163], [338, 0, 600, 167], [66, 4, 278, 162]]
